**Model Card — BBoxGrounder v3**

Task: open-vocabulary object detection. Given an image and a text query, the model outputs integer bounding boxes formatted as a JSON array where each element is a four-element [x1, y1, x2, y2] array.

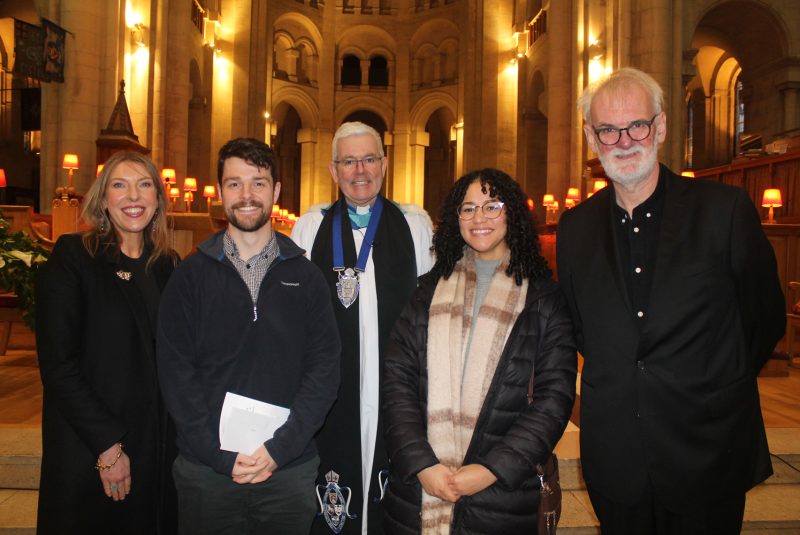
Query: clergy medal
[[336, 268, 359, 308], [331, 196, 385, 310], [315, 470, 357, 534]]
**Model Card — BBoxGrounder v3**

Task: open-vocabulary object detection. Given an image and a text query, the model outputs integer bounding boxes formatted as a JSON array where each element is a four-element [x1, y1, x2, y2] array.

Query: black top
[[612, 171, 665, 326], [121, 252, 161, 335]]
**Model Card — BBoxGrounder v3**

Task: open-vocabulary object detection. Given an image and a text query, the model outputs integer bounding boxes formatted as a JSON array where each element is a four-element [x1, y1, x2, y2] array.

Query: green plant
[[0, 211, 49, 331]]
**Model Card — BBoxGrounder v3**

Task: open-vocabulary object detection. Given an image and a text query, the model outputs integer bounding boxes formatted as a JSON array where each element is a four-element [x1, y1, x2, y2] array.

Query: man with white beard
[[556, 68, 785, 535]]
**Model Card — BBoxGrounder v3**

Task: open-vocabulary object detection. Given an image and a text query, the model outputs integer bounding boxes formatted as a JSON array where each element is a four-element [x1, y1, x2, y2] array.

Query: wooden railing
[[692, 150, 800, 221]]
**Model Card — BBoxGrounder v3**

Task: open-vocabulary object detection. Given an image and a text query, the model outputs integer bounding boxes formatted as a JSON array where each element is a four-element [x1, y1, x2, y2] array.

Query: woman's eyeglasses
[[457, 201, 505, 220]]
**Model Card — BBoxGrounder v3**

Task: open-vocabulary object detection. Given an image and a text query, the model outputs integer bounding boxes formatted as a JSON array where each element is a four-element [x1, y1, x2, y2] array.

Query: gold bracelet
[[95, 443, 124, 471]]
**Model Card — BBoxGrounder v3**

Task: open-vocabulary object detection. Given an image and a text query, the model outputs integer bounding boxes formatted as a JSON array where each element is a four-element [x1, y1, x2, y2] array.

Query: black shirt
[[612, 169, 666, 327], [121, 251, 161, 336]]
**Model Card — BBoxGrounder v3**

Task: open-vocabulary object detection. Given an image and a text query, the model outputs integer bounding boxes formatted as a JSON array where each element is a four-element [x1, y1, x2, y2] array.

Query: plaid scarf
[[422, 249, 528, 533]]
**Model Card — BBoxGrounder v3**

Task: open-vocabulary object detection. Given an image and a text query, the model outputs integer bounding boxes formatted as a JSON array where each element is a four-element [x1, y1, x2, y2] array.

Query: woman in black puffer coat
[[382, 169, 577, 534]]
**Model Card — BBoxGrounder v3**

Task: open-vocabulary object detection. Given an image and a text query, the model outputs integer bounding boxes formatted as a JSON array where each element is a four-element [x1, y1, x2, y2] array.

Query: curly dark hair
[[431, 168, 549, 285], [217, 138, 278, 184]]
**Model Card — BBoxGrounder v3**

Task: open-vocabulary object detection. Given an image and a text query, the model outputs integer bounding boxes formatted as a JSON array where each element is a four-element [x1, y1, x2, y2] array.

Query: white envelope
[[219, 392, 290, 455]]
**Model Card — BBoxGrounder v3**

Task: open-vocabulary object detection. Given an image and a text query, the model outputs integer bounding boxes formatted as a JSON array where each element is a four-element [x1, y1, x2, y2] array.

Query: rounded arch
[[423, 106, 457, 216], [335, 96, 393, 128], [691, 1, 788, 71], [409, 91, 458, 131], [338, 45, 368, 60], [273, 11, 323, 52], [338, 24, 398, 54], [367, 46, 395, 62], [687, 0, 789, 165], [409, 18, 460, 51], [271, 85, 320, 128]]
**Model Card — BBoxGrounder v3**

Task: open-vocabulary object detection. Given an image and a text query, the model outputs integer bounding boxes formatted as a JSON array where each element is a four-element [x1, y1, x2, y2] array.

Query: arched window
[[368, 56, 389, 87], [341, 55, 361, 86], [734, 78, 745, 155]]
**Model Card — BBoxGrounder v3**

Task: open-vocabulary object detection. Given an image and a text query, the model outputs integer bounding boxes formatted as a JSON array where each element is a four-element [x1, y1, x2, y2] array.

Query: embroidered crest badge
[[316, 470, 357, 533]]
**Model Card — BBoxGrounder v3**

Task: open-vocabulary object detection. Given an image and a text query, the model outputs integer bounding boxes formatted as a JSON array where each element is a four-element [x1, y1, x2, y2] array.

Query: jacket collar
[[198, 229, 305, 263]]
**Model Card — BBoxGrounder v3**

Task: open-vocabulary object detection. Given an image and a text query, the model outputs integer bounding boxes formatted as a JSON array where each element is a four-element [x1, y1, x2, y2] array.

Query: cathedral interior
[[0, 0, 799, 531]]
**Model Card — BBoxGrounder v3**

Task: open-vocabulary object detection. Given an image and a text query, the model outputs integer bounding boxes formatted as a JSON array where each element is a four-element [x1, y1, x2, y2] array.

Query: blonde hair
[[578, 67, 664, 123], [81, 151, 175, 271]]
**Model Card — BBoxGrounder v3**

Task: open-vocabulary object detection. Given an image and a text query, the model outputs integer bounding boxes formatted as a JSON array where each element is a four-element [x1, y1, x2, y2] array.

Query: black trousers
[[173, 454, 319, 535], [588, 477, 746, 535]]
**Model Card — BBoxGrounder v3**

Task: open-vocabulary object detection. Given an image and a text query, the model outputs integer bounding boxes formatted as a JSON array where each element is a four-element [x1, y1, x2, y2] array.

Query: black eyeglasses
[[457, 201, 505, 220], [333, 156, 384, 169], [593, 115, 658, 146]]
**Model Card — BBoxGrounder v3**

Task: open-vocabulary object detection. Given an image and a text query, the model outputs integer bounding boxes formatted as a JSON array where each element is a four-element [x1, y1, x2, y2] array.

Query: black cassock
[[310, 197, 418, 535]]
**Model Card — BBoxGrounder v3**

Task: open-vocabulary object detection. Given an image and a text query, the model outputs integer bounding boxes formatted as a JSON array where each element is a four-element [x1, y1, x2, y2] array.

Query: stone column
[[163, 0, 192, 181], [360, 58, 370, 88], [286, 49, 300, 82], [405, 130, 429, 205], [546, 0, 572, 203], [40, 0, 104, 205], [298, 128, 336, 212]]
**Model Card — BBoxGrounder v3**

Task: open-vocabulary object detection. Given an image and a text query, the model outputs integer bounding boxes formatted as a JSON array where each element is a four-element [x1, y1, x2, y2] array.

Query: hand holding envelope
[[219, 392, 291, 456], [220, 392, 290, 484]]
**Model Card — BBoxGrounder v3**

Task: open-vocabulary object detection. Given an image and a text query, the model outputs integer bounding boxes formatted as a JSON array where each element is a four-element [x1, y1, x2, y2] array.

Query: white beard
[[598, 142, 658, 189]]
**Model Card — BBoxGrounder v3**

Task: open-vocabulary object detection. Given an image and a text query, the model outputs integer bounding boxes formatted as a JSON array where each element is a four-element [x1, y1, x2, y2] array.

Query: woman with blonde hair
[[383, 168, 577, 534], [36, 151, 178, 534]]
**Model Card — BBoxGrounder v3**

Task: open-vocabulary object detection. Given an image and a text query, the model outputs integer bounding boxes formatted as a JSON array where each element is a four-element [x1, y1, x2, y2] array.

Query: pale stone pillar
[[403, 130, 429, 205], [40, 0, 104, 205], [163, 0, 192, 182], [546, 0, 572, 203], [286, 49, 300, 82], [432, 54, 442, 87], [309, 54, 319, 85], [360, 58, 370, 88], [298, 129, 336, 213]]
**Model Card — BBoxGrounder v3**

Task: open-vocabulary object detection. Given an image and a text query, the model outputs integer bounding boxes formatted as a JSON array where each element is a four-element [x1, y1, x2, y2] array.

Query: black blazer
[[556, 166, 785, 509], [35, 234, 176, 534]]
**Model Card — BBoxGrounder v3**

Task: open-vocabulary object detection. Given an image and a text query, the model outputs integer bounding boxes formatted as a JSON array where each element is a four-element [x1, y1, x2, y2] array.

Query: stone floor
[[1, 323, 800, 533]]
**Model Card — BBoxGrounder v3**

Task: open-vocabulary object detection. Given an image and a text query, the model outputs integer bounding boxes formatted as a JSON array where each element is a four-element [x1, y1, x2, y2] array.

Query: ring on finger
[[110, 483, 118, 492]]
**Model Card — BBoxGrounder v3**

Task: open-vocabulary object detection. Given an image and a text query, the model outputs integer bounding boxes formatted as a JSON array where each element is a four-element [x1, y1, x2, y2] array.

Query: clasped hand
[[231, 445, 277, 484], [417, 463, 498, 502]]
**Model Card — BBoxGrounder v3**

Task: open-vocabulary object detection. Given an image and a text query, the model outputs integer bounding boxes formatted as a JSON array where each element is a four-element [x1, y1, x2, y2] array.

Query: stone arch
[[410, 19, 459, 89], [414, 43, 438, 87], [271, 85, 320, 129], [423, 106, 457, 216], [688, 0, 794, 155], [273, 31, 295, 81], [336, 96, 393, 129], [271, 103, 303, 214], [409, 91, 458, 132], [273, 11, 323, 51], [438, 38, 458, 84]]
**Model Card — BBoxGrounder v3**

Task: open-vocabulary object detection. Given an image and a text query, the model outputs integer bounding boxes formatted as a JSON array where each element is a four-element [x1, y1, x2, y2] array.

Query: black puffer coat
[[382, 272, 577, 534]]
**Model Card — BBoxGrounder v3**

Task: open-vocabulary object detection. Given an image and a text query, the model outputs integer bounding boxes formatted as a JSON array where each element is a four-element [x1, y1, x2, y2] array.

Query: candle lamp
[[566, 187, 581, 208], [60, 154, 79, 200], [183, 178, 197, 212], [161, 168, 176, 187], [169, 187, 180, 211], [762, 188, 782, 224], [203, 185, 216, 213]]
